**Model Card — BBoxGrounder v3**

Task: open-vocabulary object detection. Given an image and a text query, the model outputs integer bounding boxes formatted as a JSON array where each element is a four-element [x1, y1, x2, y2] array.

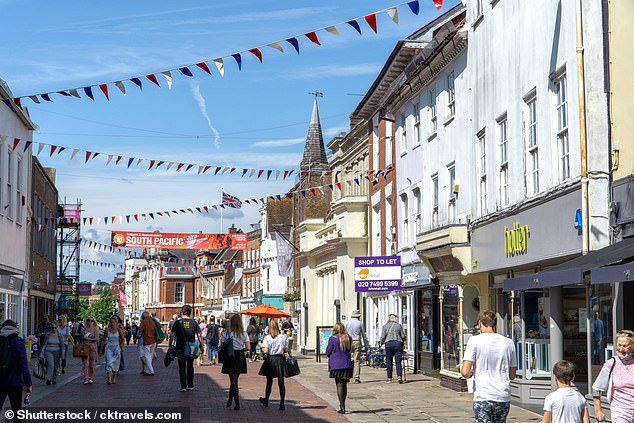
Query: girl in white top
[[57, 315, 71, 374], [221, 314, 250, 410], [258, 319, 289, 410]]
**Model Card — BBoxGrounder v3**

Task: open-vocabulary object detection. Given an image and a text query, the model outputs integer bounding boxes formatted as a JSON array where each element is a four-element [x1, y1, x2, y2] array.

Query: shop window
[[418, 290, 434, 353], [442, 286, 460, 372], [517, 290, 551, 379], [589, 284, 614, 387], [563, 287, 588, 393]]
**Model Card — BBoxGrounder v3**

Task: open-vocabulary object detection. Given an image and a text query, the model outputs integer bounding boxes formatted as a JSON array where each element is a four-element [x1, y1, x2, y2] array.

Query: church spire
[[300, 92, 329, 173]]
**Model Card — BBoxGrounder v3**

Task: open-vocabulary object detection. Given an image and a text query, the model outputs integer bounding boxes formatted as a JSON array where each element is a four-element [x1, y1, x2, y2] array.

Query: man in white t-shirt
[[461, 310, 517, 423]]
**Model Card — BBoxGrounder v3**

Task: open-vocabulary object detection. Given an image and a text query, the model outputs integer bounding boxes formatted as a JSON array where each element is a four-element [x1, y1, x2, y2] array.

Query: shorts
[[473, 400, 510, 423]]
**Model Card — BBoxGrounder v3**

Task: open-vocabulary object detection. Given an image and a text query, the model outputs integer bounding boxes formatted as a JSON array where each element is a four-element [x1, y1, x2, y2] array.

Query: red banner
[[77, 283, 92, 296], [110, 231, 246, 250]]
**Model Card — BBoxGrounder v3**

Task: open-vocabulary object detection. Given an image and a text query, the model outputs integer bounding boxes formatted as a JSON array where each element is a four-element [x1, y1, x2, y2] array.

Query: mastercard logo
[[112, 234, 125, 245], [358, 268, 369, 280]]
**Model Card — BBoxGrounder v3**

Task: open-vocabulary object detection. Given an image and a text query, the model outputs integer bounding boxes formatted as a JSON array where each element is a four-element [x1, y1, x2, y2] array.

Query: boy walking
[[541, 360, 589, 423]]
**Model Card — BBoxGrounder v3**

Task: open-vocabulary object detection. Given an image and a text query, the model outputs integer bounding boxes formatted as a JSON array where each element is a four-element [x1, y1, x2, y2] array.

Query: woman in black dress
[[220, 314, 250, 410]]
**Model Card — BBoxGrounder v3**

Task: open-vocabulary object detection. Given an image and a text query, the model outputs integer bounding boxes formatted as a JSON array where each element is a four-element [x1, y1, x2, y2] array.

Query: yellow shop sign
[[503, 222, 530, 257]]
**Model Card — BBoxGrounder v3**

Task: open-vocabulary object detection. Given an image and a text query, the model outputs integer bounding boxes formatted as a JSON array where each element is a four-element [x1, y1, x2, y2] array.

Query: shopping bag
[[32, 358, 45, 380], [218, 337, 234, 364], [285, 356, 301, 377], [73, 342, 89, 358]]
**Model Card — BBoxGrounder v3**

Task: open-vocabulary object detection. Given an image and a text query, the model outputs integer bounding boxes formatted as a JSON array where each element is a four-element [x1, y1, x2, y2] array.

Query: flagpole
[[220, 188, 223, 233]]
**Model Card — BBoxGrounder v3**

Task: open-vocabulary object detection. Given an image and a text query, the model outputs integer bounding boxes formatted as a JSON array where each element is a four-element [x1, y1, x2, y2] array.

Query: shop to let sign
[[354, 256, 402, 292]]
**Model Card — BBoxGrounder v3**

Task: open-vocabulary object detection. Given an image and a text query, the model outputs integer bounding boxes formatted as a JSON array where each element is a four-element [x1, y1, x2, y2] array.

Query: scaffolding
[[56, 201, 81, 317]]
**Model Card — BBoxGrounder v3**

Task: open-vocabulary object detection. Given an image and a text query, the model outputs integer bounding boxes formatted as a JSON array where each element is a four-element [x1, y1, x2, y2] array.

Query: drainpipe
[[576, 0, 590, 255]]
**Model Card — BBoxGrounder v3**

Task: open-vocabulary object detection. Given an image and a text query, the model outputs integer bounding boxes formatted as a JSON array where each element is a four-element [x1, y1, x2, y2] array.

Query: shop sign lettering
[[503, 222, 530, 257]]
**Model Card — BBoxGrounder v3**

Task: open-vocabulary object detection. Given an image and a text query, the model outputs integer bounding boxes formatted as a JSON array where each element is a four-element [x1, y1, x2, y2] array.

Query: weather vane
[[308, 91, 323, 99]]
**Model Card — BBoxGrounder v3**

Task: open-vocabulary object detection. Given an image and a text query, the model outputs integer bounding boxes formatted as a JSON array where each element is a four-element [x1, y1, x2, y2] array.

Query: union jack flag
[[222, 192, 242, 209]]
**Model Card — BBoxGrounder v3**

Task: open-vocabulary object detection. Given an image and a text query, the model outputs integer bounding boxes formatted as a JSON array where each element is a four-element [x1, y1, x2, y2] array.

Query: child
[[541, 360, 589, 423]]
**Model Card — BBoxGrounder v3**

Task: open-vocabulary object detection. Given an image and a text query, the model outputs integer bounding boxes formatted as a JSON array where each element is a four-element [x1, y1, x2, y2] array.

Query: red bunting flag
[[176, 163, 185, 172], [13, 98, 21, 108], [99, 84, 109, 100], [364, 14, 378, 33], [149, 160, 155, 170], [305, 32, 321, 45], [50, 145, 57, 156], [257, 170, 264, 178], [85, 151, 92, 163], [134, 214, 138, 222], [57, 91, 71, 97], [248, 48, 263, 63], [146, 74, 160, 87], [336, 182, 342, 190], [12, 138, 20, 150], [434, 0, 443, 10], [196, 62, 212, 75], [116, 155, 122, 165]]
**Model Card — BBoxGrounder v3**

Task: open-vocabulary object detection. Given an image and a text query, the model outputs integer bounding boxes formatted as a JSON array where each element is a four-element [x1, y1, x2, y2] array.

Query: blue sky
[[0, 0, 457, 282]]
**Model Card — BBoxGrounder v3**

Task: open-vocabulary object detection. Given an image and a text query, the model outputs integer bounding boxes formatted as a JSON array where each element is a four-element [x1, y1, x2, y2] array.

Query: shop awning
[[503, 237, 634, 291]]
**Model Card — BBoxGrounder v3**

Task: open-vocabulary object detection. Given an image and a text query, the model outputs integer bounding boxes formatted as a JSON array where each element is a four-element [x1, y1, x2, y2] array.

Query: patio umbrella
[[240, 304, 290, 318]]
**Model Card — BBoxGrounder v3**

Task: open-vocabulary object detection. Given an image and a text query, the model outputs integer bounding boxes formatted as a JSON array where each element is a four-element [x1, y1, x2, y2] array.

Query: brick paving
[[24, 344, 347, 423], [10, 345, 544, 423]]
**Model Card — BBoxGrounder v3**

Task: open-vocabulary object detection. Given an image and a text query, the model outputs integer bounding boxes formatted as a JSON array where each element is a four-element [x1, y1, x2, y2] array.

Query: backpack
[[205, 324, 219, 343], [0, 334, 17, 379]]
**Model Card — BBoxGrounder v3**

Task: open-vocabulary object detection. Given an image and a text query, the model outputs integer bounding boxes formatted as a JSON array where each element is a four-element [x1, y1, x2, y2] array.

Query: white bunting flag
[[167, 162, 174, 171], [118, 216, 123, 224], [213, 59, 225, 77], [29, 96, 40, 104], [136, 158, 143, 166], [70, 149, 79, 160], [221, 167, 229, 174], [325, 26, 340, 35], [106, 155, 113, 166], [114, 81, 126, 95], [37, 143, 45, 155], [276, 170, 281, 180], [267, 42, 284, 52], [162, 71, 173, 89], [69, 89, 81, 98], [387, 8, 399, 24], [249, 169, 256, 178], [198, 165, 204, 174]]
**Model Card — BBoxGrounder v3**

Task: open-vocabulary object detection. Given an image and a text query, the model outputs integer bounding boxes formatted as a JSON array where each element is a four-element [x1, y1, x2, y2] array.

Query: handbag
[[155, 324, 166, 343], [184, 341, 200, 359], [73, 342, 89, 358], [32, 358, 45, 380], [285, 355, 301, 377], [218, 335, 234, 364]]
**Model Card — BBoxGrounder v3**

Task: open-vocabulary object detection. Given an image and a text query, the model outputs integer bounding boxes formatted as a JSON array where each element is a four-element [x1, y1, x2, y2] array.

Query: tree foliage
[[90, 289, 116, 326]]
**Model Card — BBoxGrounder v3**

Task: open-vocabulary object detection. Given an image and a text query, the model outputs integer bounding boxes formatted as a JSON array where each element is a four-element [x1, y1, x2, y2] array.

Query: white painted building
[[0, 78, 35, 333]]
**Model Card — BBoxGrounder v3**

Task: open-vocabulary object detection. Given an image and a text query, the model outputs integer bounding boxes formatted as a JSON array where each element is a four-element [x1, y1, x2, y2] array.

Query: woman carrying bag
[[220, 314, 250, 411], [258, 319, 288, 410]]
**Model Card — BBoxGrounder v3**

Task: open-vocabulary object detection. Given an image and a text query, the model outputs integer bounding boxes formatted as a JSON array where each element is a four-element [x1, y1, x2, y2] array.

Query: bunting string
[[1, 0, 442, 109], [0, 135, 393, 179]]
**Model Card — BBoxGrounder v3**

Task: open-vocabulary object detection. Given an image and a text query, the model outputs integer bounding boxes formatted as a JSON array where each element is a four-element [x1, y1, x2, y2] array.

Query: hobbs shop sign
[[354, 256, 402, 292]]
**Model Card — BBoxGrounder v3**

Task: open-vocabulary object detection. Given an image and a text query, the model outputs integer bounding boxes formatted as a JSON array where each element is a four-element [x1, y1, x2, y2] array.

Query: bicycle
[[366, 347, 386, 368]]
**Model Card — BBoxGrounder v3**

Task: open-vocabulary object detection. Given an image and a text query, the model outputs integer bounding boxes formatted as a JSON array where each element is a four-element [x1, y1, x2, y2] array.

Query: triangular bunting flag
[[213, 59, 224, 77], [241, 169, 248, 178], [99, 84, 109, 100], [266, 170, 272, 180], [408, 0, 420, 15], [106, 155, 113, 166], [23, 140, 32, 152], [286, 37, 300, 54], [12, 138, 20, 151], [305, 32, 320, 45], [83, 86, 95, 101], [232, 53, 242, 71], [146, 74, 160, 87], [179, 67, 194, 77], [116, 155, 122, 165], [346, 20, 362, 35], [85, 151, 92, 163], [114, 81, 126, 95], [41, 94, 52, 102], [176, 163, 185, 172], [185, 164, 194, 172], [387, 7, 399, 24], [248, 48, 263, 62], [29, 95, 41, 104], [364, 14, 377, 33], [325, 26, 340, 35], [196, 62, 211, 75], [130, 78, 143, 90], [49, 145, 57, 156], [128, 157, 134, 168], [267, 42, 284, 52], [161, 71, 173, 89], [70, 149, 79, 160], [433, 0, 442, 10]]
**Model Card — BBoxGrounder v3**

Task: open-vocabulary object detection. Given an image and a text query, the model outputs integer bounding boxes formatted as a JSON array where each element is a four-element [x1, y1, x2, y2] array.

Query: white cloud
[[190, 81, 221, 149], [284, 63, 382, 80], [251, 137, 304, 148]]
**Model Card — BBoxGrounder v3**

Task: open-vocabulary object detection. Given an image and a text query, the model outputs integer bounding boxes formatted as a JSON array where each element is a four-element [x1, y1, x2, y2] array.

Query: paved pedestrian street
[[17, 345, 543, 423]]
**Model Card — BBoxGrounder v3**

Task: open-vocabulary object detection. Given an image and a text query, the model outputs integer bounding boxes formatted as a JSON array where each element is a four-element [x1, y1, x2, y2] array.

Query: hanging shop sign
[[76, 283, 92, 297], [354, 256, 401, 292], [111, 231, 247, 250]]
